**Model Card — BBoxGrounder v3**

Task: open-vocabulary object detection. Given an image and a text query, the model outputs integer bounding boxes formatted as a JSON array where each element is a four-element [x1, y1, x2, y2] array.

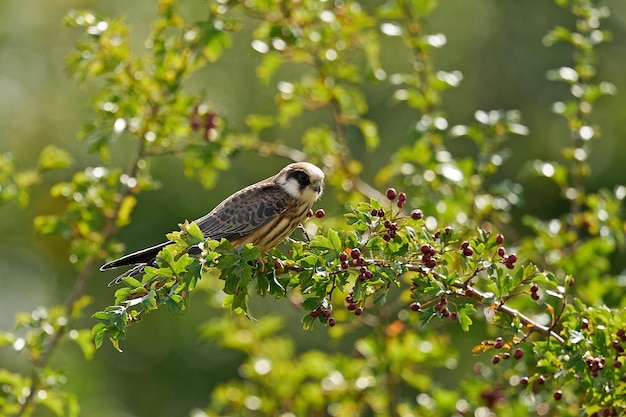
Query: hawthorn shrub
[[1, 1, 624, 417]]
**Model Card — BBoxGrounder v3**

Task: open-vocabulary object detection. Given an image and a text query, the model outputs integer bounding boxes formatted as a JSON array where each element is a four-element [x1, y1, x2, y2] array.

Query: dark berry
[[347, 303, 357, 311], [444, 226, 452, 235], [384, 220, 392, 229], [531, 292, 540, 301], [553, 390, 562, 401], [465, 288, 474, 297], [611, 340, 624, 353], [410, 209, 423, 220], [494, 337, 504, 349], [614, 360, 622, 368], [461, 241, 470, 248], [537, 375, 546, 385], [425, 258, 437, 268], [339, 252, 348, 262], [410, 302, 421, 312], [364, 270, 373, 279], [322, 309, 332, 318], [354, 307, 363, 316], [398, 192, 406, 202], [397, 200, 405, 208], [315, 209, 325, 218], [505, 261, 515, 270], [581, 318, 589, 330], [463, 246, 474, 256], [371, 208, 378, 216], [519, 376, 529, 385], [306, 209, 314, 218], [350, 248, 361, 259], [514, 348, 524, 360], [442, 309, 450, 318], [530, 284, 539, 293], [502, 352, 510, 360], [497, 247, 506, 257], [341, 261, 349, 270], [328, 317, 336, 327], [450, 312, 458, 321], [492, 355, 501, 365], [356, 257, 365, 266], [507, 253, 518, 263], [617, 328, 626, 341], [421, 244, 432, 255], [377, 208, 385, 217], [433, 230, 441, 239], [386, 188, 397, 200], [310, 309, 320, 318], [383, 233, 391, 241], [496, 234, 504, 245]]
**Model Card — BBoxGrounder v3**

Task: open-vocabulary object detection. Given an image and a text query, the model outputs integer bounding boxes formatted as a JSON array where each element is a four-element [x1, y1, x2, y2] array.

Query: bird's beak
[[312, 183, 322, 194]]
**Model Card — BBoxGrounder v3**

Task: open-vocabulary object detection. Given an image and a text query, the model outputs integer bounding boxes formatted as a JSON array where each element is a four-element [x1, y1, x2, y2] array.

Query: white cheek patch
[[282, 178, 302, 199]]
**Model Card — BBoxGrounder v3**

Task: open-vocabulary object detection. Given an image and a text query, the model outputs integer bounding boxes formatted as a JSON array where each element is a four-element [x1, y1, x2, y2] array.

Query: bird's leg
[[298, 223, 312, 243], [272, 256, 285, 275]]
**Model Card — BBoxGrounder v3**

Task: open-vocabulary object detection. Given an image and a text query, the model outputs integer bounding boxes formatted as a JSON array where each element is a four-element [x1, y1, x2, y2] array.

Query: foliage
[[0, 0, 624, 417]]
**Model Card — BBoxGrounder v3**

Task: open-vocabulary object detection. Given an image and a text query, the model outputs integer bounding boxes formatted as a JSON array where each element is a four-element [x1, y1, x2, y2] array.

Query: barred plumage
[[101, 162, 324, 285]]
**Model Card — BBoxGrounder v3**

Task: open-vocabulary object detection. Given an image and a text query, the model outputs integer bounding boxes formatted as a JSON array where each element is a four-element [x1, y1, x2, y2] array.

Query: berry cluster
[[307, 208, 326, 218], [386, 187, 407, 209], [309, 307, 335, 326], [461, 240, 474, 257], [189, 106, 218, 140], [530, 283, 540, 301], [345, 291, 364, 316], [420, 244, 437, 268], [490, 337, 524, 364]]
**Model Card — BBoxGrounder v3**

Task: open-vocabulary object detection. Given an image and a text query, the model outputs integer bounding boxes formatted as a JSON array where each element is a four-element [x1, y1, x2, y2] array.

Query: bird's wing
[[194, 184, 288, 241]]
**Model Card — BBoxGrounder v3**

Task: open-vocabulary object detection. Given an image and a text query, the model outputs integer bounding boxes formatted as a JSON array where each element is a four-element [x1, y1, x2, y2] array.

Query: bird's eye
[[297, 171, 309, 184]]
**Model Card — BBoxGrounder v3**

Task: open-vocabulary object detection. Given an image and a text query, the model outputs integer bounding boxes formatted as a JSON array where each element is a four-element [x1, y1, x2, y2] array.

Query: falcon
[[101, 162, 324, 285]]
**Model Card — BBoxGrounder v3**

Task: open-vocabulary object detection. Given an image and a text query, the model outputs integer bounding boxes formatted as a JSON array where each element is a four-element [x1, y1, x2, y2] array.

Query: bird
[[100, 162, 325, 286]]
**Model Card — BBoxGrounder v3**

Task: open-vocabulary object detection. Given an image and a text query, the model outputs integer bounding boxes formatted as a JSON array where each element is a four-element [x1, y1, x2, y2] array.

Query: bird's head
[[277, 162, 325, 204]]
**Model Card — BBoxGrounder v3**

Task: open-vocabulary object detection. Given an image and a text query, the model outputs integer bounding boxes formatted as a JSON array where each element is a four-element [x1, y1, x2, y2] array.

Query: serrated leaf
[[327, 229, 343, 252], [457, 303, 476, 331]]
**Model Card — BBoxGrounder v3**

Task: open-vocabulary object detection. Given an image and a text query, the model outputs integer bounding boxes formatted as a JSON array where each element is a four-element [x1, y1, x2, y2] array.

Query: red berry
[[613, 360, 622, 368], [425, 258, 437, 268], [315, 209, 325, 218], [581, 318, 589, 330], [347, 303, 357, 311], [537, 375, 546, 385], [514, 348, 524, 360], [519, 376, 529, 385], [398, 192, 406, 202], [377, 208, 385, 217], [465, 288, 474, 297], [461, 241, 470, 248], [350, 248, 361, 259], [442, 309, 450, 318], [420, 244, 432, 255], [492, 355, 501, 364], [463, 246, 474, 256], [507, 253, 518, 263], [386, 188, 397, 200], [410, 209, 423, 220], [322, 309, 332, 318], [530, 284, 539, 293], [531, 292, 540, 301], [497, 247, 506, 257], [341, 261, 349, 269], [328, 317, 336, 327], [339, 252, 348, 262], [306, 209, 314, 218], [410, 302, 421, 312], [383, 233, 391, 241], [553, 390, 562, 401], [397, 200, 405, 208], [450, 312, 458, 321], [354, 307, 363, 316], [611, 340, 624, 352], [371, 208, 378, 216], [444, 226, 452, 234], [310, 309, 320, 318], [502, 352, 510, 360], [496, 234, 504, 244], [494, 337, 504, 349]]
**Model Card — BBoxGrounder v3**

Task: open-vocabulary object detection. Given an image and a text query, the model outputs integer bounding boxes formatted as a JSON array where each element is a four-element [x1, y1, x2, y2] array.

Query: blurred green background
[[1, 0, 625, 416]]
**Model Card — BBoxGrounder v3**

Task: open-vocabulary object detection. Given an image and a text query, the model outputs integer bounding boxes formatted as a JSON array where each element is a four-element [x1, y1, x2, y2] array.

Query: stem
[[13, 138, 147, 417]]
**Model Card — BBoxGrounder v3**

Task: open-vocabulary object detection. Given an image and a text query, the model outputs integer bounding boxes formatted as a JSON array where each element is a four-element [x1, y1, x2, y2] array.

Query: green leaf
[[38, 145, 73, 171], [457, 303, 476, 332]]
